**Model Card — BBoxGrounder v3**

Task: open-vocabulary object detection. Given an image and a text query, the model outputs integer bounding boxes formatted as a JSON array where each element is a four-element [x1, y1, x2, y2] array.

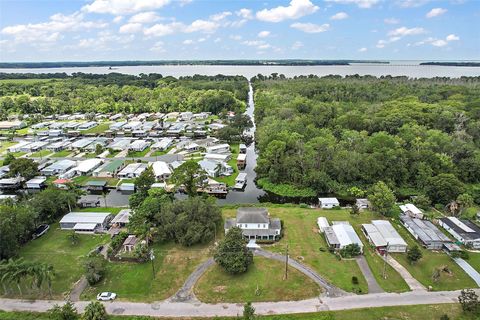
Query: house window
[[258, 224, 260, 228], [244, 224, 247, 228]]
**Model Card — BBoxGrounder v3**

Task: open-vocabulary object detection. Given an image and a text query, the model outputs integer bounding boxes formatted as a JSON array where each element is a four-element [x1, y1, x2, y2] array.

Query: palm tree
[[42, 264, 55, 298], [214, 163, 223, 177]]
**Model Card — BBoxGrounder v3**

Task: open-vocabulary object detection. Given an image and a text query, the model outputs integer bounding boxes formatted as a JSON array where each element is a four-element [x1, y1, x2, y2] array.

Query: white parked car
[[96, 292, 117, 301]]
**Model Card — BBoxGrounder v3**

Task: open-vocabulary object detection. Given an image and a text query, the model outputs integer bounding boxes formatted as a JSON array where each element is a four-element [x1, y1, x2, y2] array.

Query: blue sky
[[0, 0, 478, 62]]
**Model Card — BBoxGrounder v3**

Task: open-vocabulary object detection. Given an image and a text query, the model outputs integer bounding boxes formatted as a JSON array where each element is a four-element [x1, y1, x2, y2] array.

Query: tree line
[[0, 73, 248, 117], [252, 75, 480, 206]]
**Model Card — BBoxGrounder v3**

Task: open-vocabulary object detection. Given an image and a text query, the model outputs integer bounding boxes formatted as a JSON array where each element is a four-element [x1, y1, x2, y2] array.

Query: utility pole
[[383, 242, 389, 279], [284, 244, 289, 280], [150, 249, 156, 279]]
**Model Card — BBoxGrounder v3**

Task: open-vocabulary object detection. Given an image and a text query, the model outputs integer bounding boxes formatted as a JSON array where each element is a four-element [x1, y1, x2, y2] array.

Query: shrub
[[351, 276, 359, 285], [84, 255, 106, 285]]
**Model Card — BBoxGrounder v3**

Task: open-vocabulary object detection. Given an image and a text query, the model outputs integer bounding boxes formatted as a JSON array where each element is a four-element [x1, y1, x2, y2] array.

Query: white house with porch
[[224, 207, 281, 241]]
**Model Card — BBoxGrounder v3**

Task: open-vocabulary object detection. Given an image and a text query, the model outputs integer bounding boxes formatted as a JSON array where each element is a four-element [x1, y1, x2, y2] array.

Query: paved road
[[69, 276, 88, 302], [385, 255, 426, 291], [453, 257, 480, 286], [169, 258, 215, 302], [254, 248, 348, 297], [0, 289, 472, 317], [355, 256, 384, 294]]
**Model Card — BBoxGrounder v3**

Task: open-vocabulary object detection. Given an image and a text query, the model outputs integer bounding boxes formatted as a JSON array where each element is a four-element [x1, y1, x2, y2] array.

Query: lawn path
[[355, 256, 384, 294], [70, 276, 88, 302], [169, 258, 215, 302], [254, 248, 348, 297], [385, 255, 426, 291]]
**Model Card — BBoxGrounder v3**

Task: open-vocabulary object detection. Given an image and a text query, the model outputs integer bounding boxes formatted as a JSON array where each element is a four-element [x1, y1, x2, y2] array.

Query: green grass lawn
[[151, 146, 174, 157], [82, 122, 111, 135], [127, 147, 150, 158], [0, 141, 16, 154], [77, 207, 123, 214], [391, 220, 477, 291], [51, 149, 72, 157], [195, 256, 321, 303], [82, 152, 98, 158], [466, 252, 480, 272], [73, 176, 119, 187], [0, 223, 109, 299], [106, 150, 121, 158], [215, 144, 239, 187], [223, 206, 371, 294], [1, 303, 477, 320], [9, 151, 26, 157], [28, 149, 53, 158], [81, 242, 212, 302]]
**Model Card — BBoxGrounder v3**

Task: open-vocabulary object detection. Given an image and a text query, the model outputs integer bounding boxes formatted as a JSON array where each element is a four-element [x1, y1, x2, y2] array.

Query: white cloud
[[256, 0, 319, 23], [144, 19, 219, 37], [396, 0, 431, 8], [388, 26, 426, 37], [230, 35, 242, 41], [129, 12, 161, 24], [358, 47, 367, 52], [210, 11, 232, 21], [431, 39, 448, 47], [82, 0, 170, 15], [144, 22, 183, 37], [290, 22, 330, 33], [258, 31, 270, 38], [446, 34, 459, 41], [113, 16, 123, 23], [179, 0, 193, 6], [236, 8, 253, 20], [426, 8, 447, 18], [183, 39, 194, 44], [184, 20, 219, 33], [214, 37, 221, 43], [330, 12, 349, 20], [1, 12, 107, 44], [150, 40, 165, 52], [242, 39, 273, 50], [324, 0, 379, 9], [292, 41, 303, 50], [376, 39, 387, 48], [384, 18, 399, 24], [119, 22, 143, 33]]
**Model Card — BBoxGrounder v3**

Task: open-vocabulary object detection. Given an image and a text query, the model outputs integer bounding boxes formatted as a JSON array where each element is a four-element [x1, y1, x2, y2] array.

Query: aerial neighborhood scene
[[0, 0, 479, 319]]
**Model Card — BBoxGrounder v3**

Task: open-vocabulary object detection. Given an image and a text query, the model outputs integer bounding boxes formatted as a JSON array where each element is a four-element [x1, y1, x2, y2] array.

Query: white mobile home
[[318, 197, 340, 209]]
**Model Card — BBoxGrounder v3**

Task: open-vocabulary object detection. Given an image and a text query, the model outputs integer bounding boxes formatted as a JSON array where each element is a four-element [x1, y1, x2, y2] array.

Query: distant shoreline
[[420, 62, 480, 67], [0, 60, 390, 69]]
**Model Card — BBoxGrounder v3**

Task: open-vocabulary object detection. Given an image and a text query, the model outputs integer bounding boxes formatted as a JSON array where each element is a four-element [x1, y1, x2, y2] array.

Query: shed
[[318, 197, 340, 209], [26, 176, 47, 189]]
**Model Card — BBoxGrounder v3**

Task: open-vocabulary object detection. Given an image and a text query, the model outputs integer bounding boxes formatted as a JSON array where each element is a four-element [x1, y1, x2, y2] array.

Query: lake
[[1, 62, 480, 78]]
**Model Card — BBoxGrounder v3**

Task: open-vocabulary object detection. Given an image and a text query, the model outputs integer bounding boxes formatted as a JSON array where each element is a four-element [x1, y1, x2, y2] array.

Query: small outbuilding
[[318, 197, 340, 209]]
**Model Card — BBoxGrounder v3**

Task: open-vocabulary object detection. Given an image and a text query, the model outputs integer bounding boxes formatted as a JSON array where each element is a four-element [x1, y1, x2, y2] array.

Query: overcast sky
[[0, 0, 479, 62]]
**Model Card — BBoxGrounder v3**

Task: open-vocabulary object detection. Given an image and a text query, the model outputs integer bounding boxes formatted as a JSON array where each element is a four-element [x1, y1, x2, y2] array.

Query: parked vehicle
[[32, 224, 50, 239], [96, 292, 117, 301]]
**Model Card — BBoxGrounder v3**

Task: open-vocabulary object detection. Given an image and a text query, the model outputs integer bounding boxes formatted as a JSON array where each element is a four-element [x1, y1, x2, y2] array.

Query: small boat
[[234, 172, 247, 190]]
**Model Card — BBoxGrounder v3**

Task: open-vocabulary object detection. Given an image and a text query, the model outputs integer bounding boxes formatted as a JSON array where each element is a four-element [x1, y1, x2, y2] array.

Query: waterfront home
[[224, 207, 281, 241], [318, 197, 340, 209]]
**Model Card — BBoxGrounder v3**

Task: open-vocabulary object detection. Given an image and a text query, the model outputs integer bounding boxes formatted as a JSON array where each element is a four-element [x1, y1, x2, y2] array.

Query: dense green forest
[[252, 75, 480, 205], [0, 73, 248, 116]]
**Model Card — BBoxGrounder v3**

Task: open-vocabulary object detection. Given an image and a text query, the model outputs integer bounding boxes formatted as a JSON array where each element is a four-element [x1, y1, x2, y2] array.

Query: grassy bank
[[256, 178, 316, 198]]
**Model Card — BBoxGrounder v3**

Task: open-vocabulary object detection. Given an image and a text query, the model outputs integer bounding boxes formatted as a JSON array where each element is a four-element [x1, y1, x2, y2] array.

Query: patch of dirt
[[213, 286, 227, 293]]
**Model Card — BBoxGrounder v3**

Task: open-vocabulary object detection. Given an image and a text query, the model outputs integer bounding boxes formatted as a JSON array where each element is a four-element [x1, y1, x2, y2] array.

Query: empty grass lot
[[72, 176, 119, 187], [1, 223, 109, 299], [127, 147, 150, 158], [82, 122, 111, 134], [51, 150, 73, 157], [81, 242, 212, 302], [0, 141, 16, 154], [222, 206, 371, 294], [29, 149, 53, 158], [391, 221, 477, 291], [195, 256, 321, 303]]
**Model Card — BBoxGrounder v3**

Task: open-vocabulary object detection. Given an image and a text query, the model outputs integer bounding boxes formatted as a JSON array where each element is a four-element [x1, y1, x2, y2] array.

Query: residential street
[[0, 289, 473, 317]]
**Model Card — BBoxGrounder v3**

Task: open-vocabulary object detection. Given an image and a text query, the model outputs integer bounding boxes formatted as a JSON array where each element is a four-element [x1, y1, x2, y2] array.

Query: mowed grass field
[[468, 252, 480, 272], [195, 256, 321, 303], [81, 242, 212, 302], [0, 303, 477, 320], [391, 221, 477, 291], [2, 223, 109, 299]]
